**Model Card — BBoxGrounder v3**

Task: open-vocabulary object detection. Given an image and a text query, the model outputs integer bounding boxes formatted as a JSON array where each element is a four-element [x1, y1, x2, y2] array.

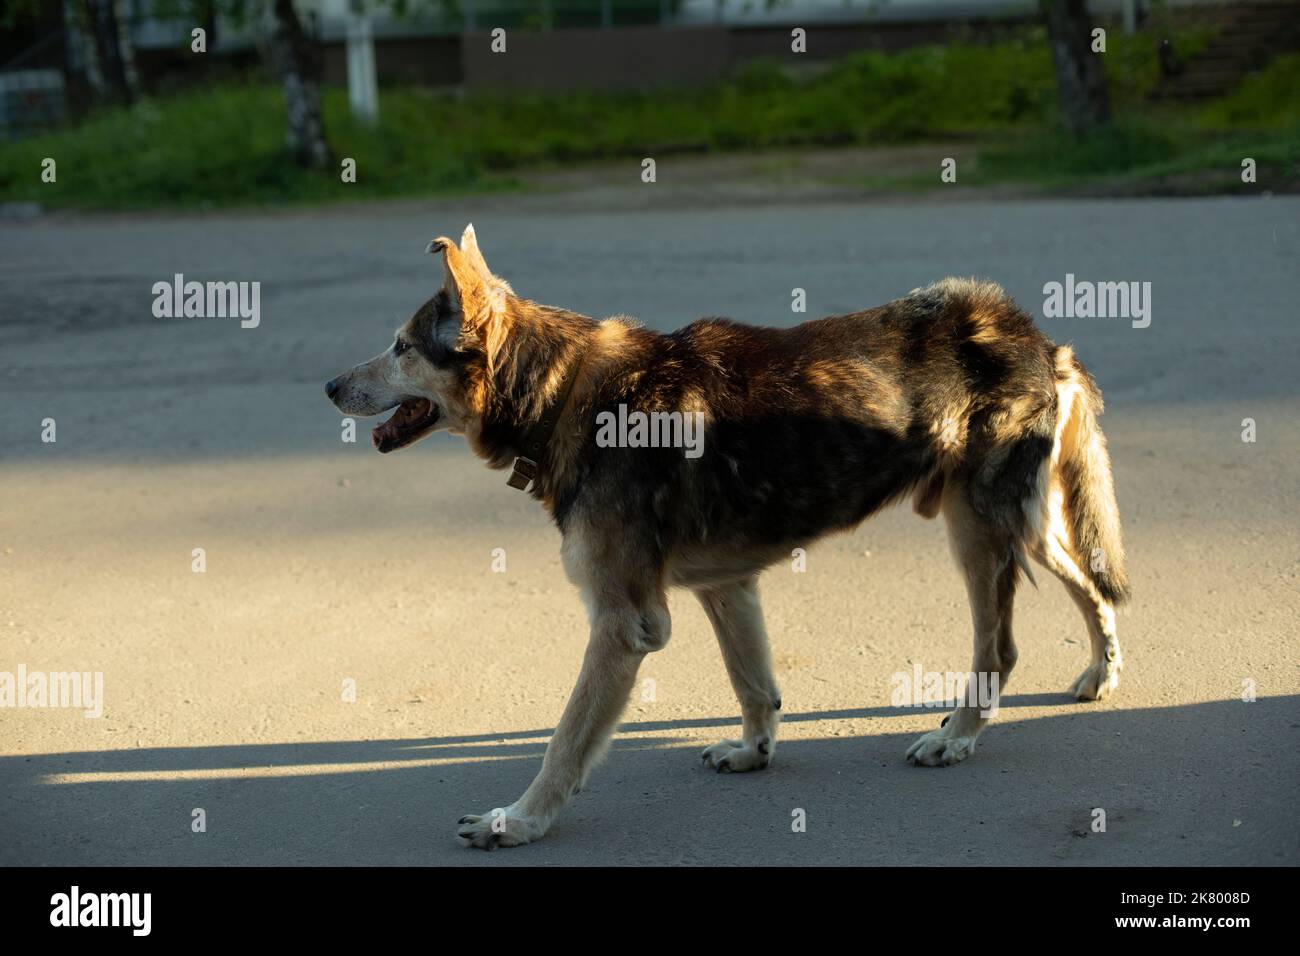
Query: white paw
[[1070, 659, 1121, 701], [905, 727, 977, 767], [701, 737, 772, 773], [455, 805, 545, 850]]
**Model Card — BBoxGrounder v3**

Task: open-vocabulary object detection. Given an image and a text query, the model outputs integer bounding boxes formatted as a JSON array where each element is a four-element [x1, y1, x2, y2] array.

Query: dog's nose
[[325, 378, 341, 401]]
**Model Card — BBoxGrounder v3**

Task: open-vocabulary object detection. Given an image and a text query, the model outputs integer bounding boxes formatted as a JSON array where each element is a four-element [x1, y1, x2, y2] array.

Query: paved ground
[[1, 194, 1297, 865]]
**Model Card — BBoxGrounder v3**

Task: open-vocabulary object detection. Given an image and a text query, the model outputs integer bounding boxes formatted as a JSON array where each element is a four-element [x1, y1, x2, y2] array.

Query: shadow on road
[[3, 695, 1295, 867]]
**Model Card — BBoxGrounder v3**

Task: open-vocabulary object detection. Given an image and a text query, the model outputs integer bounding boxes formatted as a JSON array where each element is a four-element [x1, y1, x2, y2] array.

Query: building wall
[[460, 25, 732, 92], [321, 35, 462, 87]]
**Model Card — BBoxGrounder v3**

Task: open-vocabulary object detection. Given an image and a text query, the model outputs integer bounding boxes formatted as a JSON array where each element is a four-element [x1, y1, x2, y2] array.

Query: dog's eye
[[393, 339, 409, 356]]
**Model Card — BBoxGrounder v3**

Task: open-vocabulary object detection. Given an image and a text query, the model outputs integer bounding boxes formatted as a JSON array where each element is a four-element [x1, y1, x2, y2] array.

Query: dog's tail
[[1051, 347, 1130, 605]]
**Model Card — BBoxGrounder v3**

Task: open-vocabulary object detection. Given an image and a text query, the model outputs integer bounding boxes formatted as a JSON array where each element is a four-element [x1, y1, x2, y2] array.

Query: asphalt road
[[1, 194, 1297, 865]]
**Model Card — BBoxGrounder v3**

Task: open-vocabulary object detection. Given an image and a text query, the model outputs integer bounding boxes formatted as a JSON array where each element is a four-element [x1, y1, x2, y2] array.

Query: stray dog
[[325, 225, 1130, 849]]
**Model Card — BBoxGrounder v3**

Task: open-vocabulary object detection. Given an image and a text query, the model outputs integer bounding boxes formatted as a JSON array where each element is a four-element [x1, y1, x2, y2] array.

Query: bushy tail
[[1054, 348, 1130, 605]]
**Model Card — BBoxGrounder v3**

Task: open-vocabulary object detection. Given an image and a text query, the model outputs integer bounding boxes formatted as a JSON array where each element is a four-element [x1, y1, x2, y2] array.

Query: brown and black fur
[[325, 227, 1130, 848]]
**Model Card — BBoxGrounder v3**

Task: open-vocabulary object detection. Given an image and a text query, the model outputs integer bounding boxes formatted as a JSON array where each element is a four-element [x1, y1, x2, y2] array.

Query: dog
[[324, 225, 1130, 849]]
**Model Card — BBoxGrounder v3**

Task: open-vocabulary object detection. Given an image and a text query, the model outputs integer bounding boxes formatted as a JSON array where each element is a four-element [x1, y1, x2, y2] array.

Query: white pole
[[346, 0, 378, 124], [1122, 0, 1137, 36]]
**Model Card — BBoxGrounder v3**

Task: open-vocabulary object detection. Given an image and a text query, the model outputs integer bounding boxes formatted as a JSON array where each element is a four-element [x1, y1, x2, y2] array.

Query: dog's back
[[574, 278, 1127, 607]]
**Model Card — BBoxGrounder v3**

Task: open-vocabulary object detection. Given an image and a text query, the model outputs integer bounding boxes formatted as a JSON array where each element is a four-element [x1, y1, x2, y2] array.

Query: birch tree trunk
[[1040, 0, 1111, 136], [267, 0, 331, 170], [73, 0, 134, 104], [73, 3, 109, 99], [112, 0, 140, 100]]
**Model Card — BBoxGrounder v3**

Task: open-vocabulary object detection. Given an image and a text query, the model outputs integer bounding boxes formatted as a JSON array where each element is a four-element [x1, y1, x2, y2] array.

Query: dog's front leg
[[456, 600, 666, 849]]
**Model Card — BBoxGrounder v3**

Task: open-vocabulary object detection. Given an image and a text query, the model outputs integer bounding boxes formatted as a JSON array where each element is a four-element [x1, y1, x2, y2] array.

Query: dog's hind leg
[[695, 577, 781, 773], [907, 487, 1019, 767], [1034, 357, 1126, 700], [1031, 487, 1122, 700]]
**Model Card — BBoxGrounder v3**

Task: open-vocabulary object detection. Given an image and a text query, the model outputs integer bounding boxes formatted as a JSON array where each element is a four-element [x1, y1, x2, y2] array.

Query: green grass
[[973, 53, 1300, 192], [1, 27, 1293, 210], [973, 121, 1298, 193], [0, 85, 498, 209], [1195, 53, 1300, 129]]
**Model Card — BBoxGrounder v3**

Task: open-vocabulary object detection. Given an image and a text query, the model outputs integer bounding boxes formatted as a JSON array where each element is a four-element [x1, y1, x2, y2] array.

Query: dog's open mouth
[[372, 398, 440, 453]]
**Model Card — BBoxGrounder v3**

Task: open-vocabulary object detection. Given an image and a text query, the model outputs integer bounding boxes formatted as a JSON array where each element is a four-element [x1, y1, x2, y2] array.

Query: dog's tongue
[[371, 420, 396, 447], [372, 399, 430, 447]]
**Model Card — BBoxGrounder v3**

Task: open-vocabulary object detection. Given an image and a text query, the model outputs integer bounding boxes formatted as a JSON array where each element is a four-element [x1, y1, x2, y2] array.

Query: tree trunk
[[1040, 0, 1110, 136], [201, 0, 219, 47], [268, 0, 331, 170], [73, 0, 134, 104], [112, 0, 140, 101], [92, 0, 134, 103], [73, 8, 108, 99]]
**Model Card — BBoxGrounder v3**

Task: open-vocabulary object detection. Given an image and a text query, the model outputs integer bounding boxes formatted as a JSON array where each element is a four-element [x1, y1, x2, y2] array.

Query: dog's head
[[324, 224, 512, 454]]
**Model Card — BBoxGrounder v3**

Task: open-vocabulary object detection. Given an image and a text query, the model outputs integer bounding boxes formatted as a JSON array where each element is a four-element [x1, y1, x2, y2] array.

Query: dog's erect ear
[[426, 234, 508, 373], [426, 236, 481, 309], [459, 223, 493, 281]]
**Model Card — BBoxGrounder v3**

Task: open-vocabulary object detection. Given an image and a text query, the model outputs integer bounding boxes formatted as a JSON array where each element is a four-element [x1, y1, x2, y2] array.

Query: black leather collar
[[505, 350, 586, 492]]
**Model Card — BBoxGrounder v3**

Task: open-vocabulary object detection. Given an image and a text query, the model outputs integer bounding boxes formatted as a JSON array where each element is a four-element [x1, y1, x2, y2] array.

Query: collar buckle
[[506, 456, 539, 491]]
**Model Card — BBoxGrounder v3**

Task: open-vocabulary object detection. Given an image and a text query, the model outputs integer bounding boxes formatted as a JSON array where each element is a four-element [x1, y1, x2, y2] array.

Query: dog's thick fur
[[325, 226, 1130, 849]]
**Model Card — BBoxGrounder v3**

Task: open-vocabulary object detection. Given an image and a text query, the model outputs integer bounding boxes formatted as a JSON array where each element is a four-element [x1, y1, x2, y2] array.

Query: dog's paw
[[905, 728, 976, 767], [1070, 660, 1120, 701], [455, 805, 544, 850], [701, 738, 772, 773]]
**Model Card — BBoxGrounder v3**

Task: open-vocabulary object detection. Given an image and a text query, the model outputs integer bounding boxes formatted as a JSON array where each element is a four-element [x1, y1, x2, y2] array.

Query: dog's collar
[[506, 350, 586, 492]]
